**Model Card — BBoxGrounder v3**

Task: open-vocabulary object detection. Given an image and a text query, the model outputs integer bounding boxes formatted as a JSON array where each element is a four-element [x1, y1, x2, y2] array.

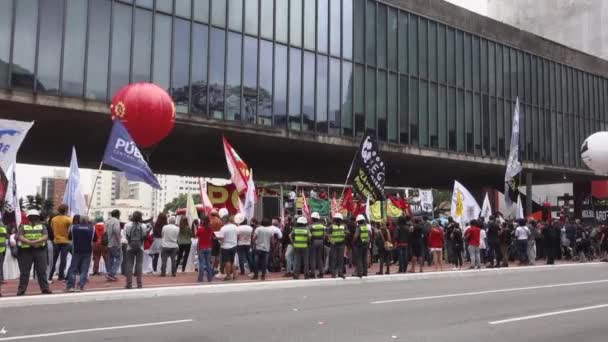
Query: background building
[[39, 169, 67, 212]]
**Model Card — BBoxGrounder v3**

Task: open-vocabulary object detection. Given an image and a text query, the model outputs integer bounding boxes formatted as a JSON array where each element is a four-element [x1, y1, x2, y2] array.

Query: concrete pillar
[[526, 172, 533, 216]]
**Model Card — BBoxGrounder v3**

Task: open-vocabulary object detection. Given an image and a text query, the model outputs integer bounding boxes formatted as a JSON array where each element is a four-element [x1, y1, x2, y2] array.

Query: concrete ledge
[[0, 262, 602, 309]]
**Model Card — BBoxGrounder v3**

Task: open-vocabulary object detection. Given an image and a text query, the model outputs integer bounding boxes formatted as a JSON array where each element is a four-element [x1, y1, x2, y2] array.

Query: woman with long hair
[[150, 213, 167, 273], [176, 218, 194, 273]]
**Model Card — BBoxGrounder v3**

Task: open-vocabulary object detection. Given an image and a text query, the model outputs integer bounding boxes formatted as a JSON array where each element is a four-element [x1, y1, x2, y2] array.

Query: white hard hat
[[26, 209, 40, 218], [234, 213, 246, 225], [333, 213, 344, 220], [218, 208, 229, 218], [296, 216, 308, 225], [311, 212, 321, 220], [356, 214, 366, 222]]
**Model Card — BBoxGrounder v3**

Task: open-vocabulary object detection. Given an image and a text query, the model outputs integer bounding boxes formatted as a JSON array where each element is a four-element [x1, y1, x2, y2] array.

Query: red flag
[[301, 190, 311, 222], [331, 194, 340, 218], [198, 178, 214, 216], [223, 136, 250, 193], [389, 195, 412, 216], [341, 188, 355, 213]]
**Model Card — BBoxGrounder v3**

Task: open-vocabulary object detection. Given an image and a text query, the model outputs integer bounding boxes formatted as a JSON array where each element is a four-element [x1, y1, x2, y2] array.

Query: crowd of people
[[2, 203, 608, 297]]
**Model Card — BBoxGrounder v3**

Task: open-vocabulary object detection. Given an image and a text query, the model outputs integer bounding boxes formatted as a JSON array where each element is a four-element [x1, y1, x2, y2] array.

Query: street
[[1, 263, 607, 341]]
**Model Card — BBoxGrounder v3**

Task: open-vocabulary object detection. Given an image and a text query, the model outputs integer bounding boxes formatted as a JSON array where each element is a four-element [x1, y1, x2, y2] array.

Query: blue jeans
[[285, 245, 294, 273], [397, 246, 409, 273], [66, 253, 92, 289], [198, 249, 213, 282], [49, 243, 70, 280], [107, 246, 122, 277]]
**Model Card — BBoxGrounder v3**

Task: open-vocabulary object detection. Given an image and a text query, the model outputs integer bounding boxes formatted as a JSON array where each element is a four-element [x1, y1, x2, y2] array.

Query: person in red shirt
[[464, 220, 482, 269], [428, 221, 444, 272], [92, 216, 108, 276], [196, 216, 214, 282]]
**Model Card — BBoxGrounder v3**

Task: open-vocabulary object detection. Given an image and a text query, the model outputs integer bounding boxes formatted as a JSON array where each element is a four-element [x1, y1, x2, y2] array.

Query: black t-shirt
[[487, 222, 500, 242]]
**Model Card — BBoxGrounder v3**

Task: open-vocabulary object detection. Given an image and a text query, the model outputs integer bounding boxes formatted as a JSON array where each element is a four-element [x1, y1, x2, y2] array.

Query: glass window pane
[[377, 5, 386, 69], [0, 0, 13, 87], [152, 14, 172, 91], [191, 23, 209, 115], [290, 0, 302, 46], [12, 0, 38, 90], [194, 0, 209, 22], [502, 48, 510, 100], [474, 93, 481, 153], [464, 34, 471, 89], [85, 0, 110, 100], [387, 8, 397, 71], [303, 52, 315, 131], [410, 77, 418, 145], [482, 94, 489, 155], [465, 91, 473, 153], [398, 12, 407, 74], [156, 0, 172, 13], [497, 99, 504, 156], [273, 44, 287, 127], [446, 28, 454, 85], [172, 19, 190, 113], [480, 39, 487, 92], [136, 0, 154, 9], [289, 48, 302, 130], [377, 70, 387, 141], [366, 1, 375, 65], [304, 0, 315, 50], [342, 61, 353, 135], [455, 31, 463, 88], [228, 0, 243, 32], [317, 55, 328, 133], [366, 67, 376, 134], [430, 83, 437, 147], [419, 80, 428, 147], [318, 0, 329, 54], [276, 0, 288, 42], [258, 40, 272, 126], [428, 22, 437, 82], [408, 15, 417, 76], [400, 76, 408, 143], [110, 3, 132, 97], [37, 0, 63, 94], [329, 58, 341, 134], [242, 36, 257, 122], [511, 49, 518, 99], [244, 0, 257, 35], [330, 0, 340, 56], [212, 0, 226, 27], [472, 37, 480, 91], [226, 32, 242, 121], [209, 28, 226, 119], [343, 0, 353, 60], [175, 0, 191, 18], [61, 0, 87, 96], [448, 87, 456, 150], [132, 9, 153, 83], [354, 64, 365, 135], [260, 0, 273, 39], [488, 42, 495, 96], [457, 89, 464, 152], [388, 73, 397, 143], [439, 85, 447, 148], [418, 18, 427, 80], [437, 25, 445, 84], [353, 0, 364, 63]]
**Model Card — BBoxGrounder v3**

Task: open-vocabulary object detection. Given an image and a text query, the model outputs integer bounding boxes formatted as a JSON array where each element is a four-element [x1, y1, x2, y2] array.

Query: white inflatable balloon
[[581, 132, 608, 173]]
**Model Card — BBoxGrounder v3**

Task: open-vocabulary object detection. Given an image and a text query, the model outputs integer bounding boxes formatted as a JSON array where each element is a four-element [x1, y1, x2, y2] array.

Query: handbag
[[384, 241, 394, 251]]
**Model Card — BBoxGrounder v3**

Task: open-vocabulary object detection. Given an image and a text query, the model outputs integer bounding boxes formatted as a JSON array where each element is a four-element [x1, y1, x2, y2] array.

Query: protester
[[309, 212, 326, 278], [445, 217, 456, 264], [352, 215, 370, 278], [17, 210, 52, 296], [48, 204, 72, 281], [328, 214, 347, 279], [291, 216, 311, 279], [428, 221, 444, 272], [150, 214, 167, 273], [0, 219, 7, 287], [251, 218, 282, 280], [218, 211, 238, 281], [283, 217, 295, 278], [451, 223, 464, 270], [176, 217, 193, 273], [125, 211, 148, 289], [515, 219, 530, 265], [409, 218, 424, 273], [479, 225, 487, 265], [92, 216, 107, 276], [543, 219, 559, 265], [160, 216, 179, 277], [395, 216, 411, 274], [235, 213, 253, 276], [376, 222, 392, 275], [499, 222, 513, 267], [486, 216, 502, 268], [66, 216, 95, 292], [104, 210, 122, 281], [195, 216, 214, 282], [527, 219, 538, 266], [465, 220, 481, 269]]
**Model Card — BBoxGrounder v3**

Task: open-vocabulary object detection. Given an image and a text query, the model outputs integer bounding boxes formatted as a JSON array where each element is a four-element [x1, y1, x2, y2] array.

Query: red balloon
[[110, 82, 176, 148]]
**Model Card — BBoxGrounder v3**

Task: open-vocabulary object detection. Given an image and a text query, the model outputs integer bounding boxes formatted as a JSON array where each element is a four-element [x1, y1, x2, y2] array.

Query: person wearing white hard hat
[[309, 212, 326, 278], [290, 216, 311, 279], [235, 213, 254, 277], [327, 213, 347, 279], [16, 210, 52, 295], [352, 214, 370, 278]]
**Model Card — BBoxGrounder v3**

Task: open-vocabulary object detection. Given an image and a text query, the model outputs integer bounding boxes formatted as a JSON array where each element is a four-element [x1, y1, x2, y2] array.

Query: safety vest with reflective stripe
[[311, 223, 325, 239], [293, 227, 309, 249], [20, 224, 46, 249], [0, 225, 6, 253], [358, 224, 370, 244], [331, 224, 346, 244]]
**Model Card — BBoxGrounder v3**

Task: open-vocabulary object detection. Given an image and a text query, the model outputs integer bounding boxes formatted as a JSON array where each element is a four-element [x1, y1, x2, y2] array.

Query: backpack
[[128, 223, 145, 250]]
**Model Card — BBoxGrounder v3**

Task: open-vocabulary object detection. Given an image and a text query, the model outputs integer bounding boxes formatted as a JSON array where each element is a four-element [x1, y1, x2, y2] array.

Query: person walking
[[92, 216, 107, 276], [543, 219, 558, 265], [395, 216, 411, 273], [291, 216, 311, 279], [376, 222, 392, 275], [451, 223, 464, 270], [309, 212, 326, 279], [66, 216, 95, 292], [196, 216, 214, 282], [352, 215, 371, 278], [125, 211, 147, 289], [409, 218, 424, 273], [428, 221, 444, 272], [160, 216, 179, 277], [252, 218, 283, 280], [235, 213, 254, 276], [175, 217, 193, 273], [105, 210, 122, 281], [17, 210, 52, 296], [149, 214, 166, 274], [48, 204, 72, 281], [328, 214, 347, 279], [465, 220, 482, 269], [218, 212, 238, 281], [515, 219, 530, 265]]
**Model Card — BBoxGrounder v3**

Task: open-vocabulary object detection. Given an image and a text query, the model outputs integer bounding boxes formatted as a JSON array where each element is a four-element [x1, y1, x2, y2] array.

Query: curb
[[0, 262, 603, 308]]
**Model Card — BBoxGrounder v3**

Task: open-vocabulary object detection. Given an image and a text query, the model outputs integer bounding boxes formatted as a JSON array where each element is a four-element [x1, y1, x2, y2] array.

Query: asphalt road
[[1, 264, 608, 342]]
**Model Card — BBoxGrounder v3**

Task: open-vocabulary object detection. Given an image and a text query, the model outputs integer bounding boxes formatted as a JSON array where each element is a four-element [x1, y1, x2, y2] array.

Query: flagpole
[[86, 161, 104, 217], [339, 147, 360, 199]]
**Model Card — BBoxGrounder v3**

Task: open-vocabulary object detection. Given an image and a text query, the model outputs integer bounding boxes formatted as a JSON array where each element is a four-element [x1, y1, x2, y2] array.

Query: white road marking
[[0, 319, 193, 341], [489, 304, 608, 325], [370, 279, 608, 304]]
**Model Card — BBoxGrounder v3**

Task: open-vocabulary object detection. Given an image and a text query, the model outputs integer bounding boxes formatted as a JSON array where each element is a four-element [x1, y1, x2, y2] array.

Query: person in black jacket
[[485, 216, 502, 268], [395, 216, 411, 273], [543, 220, 558, 265]]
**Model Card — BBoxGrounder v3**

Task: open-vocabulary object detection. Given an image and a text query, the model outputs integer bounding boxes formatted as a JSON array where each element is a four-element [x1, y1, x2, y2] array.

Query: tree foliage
[[163, 194, 201, 213]]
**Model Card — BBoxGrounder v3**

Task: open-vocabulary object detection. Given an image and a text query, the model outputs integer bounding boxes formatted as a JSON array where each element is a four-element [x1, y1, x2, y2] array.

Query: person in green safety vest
[[290, 216, 311, 279], [309, 212, 326, 279], [0, 218, 7, 297], [16, 210, 52, 296], [352, 214, 371, 278], [328, 214, 348, 279]]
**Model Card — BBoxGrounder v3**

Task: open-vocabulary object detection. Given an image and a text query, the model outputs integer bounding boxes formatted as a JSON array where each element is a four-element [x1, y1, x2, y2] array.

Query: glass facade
[[1, 0, 607, 170]]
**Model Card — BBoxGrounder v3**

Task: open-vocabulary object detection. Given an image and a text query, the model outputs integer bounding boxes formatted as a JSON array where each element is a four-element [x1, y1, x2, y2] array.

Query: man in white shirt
[[160, 216, 179, 277], [515, 219, 530, 265], [218, 213, 238, 280], [252, 218, 283, 280], [235, 213, 253, 276]]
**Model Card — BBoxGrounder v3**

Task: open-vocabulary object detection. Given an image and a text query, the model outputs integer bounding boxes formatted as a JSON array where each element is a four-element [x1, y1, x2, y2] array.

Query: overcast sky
[[444, 0, 488, 15]]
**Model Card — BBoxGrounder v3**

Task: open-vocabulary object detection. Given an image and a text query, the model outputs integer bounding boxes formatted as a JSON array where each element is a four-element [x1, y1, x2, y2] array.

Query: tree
[[163, 193, 201, 213]]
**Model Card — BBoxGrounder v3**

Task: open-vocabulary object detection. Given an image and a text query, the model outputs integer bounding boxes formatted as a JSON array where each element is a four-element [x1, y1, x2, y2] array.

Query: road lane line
[[489, 304, 608, 325], [0, 319, 194, 341], [370, 279, 608, 304]]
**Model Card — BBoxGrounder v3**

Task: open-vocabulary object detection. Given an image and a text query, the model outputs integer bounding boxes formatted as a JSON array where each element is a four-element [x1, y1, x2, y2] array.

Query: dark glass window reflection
[[343, 0, 353, 60], [172, 19, 191, 113], [258, 40, 273, 126], [289, 48, 302, 130], [329, 58, 341, 135], [274, 44, 288, 128], [244, 0, 257, 35], [0, 0, 12, 87], [209, 28, 226, 119], [377, 70, 387, 140], [37, 0, 63, 94], [317, 55, 328, 133], [354, 65, 365, 135], [191, 23, 209, 115], [153, 14, 172, 91], [400, 76, 409, 143], [226, 32, 242, 121], [388, 73, 398, 143], [12, 0, 38, 90], [132, 9, 153, 83], [365, 1, 376, 65], [303, 52, 315, 131], [342, 61, 354, 136], [377, 5, 387, 69], [366, 67, 376, 133], [329, 0, 340, 56], [228, 0, 243, 32], [61, 0, 87, 96], [318, 0, 329, 54], [243, 36, 257, 123], [353, 0, 365, 63], [110, 3, 132, 97], [260, 0, 273, 39], [276, 0, 288, 43], [85, 0, 111, 100], [290, 0, 303, 47]]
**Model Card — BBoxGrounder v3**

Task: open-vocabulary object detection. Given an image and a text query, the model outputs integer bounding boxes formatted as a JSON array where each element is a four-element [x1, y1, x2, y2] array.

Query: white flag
[[516, 194, 524, 219], [62, 147, 88, 217], [504, 98, 522, 208], [0, 119, 34, 208], [243, 169, 256, 221], [186, 192, 198, 227], [5, 164, 21, 227], [450, 181, 481, 226], [481, 193, 492, 223], [198, 178, 214, 215]]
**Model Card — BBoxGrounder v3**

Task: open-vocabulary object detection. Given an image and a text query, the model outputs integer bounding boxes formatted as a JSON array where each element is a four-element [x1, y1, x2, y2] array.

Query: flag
[[450, 181, 481, 226], [62, 147, 88, 217], [198, 178, 214, 216], [419, 190, 434, 214], [481, 193, 492, 223], [223, 136, 250, 193], [243, 169, 257, 221], [301, 190, 311, 222], [365, 196, 371, 222], [102, 120, 161, 189], [341, 188, 355, 213], [331, 194, 340, 218], [0, 119, 34, 203], [505, 97, 522, 208], [348, 130, 386, 202], [185, 192, 198, 227], [516, 194, 524, 219], [4, 165, 21, 227]]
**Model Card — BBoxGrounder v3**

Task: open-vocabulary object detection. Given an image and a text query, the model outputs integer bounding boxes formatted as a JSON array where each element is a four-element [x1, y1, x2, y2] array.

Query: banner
[[62, 147, 87, 216], [348, 131, 386, 202], [451, 181, 481, 226], [102, 120, 161, 189], [516, 194, 524, 219], [223, 136, 250, 193], [419, 190, 434, 213], [185, 192, 198, 227], [207, 183, 241, 214], [481, 193, 492, 223], [504, 97, 522, 208], [0, 119, 34, 202], [243, 169, 256, 221]]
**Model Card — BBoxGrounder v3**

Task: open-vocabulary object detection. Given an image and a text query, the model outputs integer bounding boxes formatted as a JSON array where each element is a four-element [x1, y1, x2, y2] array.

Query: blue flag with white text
[[102, 120, 161, 189]]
